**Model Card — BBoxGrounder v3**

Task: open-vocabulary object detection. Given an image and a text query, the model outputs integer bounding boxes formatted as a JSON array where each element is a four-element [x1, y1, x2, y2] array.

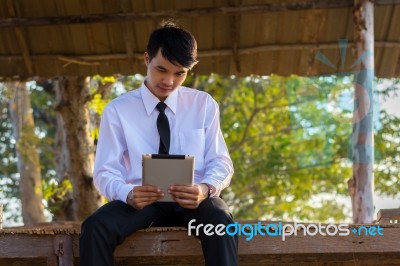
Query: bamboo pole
[[348, 0, 375, 224]]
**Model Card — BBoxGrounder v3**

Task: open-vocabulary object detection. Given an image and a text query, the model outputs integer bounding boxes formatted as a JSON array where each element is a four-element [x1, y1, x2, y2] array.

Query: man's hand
[[169, 184, 211, 209], [127, 185, 164, 210]]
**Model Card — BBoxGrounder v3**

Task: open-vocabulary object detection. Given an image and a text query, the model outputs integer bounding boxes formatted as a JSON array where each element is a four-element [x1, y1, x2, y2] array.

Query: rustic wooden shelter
[[0, 0, 399, 79], [1, 0, 400, 265]]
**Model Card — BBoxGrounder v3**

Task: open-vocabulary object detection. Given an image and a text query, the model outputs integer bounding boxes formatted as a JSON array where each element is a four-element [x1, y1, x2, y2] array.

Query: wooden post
[[348, 0, 375, 223]]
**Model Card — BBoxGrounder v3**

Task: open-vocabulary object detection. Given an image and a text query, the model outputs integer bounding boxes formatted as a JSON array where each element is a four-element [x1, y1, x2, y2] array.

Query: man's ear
[[144, 52, 149, 66]]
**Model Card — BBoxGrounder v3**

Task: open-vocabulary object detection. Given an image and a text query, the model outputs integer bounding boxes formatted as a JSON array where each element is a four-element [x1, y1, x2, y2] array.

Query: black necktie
[[156, 102, 170, 154]]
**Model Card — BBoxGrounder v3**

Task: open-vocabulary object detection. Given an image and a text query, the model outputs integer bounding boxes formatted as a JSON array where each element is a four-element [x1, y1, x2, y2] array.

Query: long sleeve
[[93, 103, 134, 203], [201, 97, 234, 196]]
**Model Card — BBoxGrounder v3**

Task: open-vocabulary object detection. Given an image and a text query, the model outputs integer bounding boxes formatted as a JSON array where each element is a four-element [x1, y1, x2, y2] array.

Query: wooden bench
[[1, 214, 400, 265]]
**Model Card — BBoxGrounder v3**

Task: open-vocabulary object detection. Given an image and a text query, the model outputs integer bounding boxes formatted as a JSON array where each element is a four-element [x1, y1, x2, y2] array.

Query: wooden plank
[[54, 235, 74, 266], [73, 224, 400, 263], [378, 208, 400, 224], [0, 259, 47, 266], [2, 223, 400, 265], [0, 234, 56, 259]]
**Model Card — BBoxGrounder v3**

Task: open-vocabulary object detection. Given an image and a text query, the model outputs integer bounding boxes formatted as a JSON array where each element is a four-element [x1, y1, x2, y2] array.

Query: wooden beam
[[229, 0, 242, 74], [1, 0, 399, 28], [79, 0, 96, 55], [0, 41, 397, 64], [6, 0, 33, 76], [58, 56, 100, 66], [119, 0, 137, 60], [377, 0, 400, 3]]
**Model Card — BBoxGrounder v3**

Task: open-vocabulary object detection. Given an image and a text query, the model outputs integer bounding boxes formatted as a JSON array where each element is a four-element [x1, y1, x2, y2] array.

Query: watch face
[[206, 185, 212, 198]]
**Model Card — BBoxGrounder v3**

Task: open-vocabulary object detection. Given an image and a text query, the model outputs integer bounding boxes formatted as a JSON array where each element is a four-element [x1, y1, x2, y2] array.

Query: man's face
[[144, 49, 189, 101]]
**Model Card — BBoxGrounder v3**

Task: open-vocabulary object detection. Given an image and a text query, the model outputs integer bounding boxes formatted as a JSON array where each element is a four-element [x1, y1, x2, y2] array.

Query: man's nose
[[162, 75, 174, 86]]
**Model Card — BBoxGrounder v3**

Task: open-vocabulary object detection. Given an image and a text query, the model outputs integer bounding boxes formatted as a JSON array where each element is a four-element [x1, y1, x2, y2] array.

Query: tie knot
[[156, 102, 167, 113]]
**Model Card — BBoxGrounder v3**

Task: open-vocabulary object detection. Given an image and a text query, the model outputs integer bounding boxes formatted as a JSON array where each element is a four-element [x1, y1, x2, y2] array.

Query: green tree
[[195, 74, 399, 222], [1, 75, 399, 224], [1, 82, 51, 225], [0, 84, 20, 225]]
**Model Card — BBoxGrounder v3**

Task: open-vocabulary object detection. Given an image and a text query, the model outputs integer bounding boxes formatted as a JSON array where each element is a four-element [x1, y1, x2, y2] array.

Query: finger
[[135, 185, 161, 193], [134, 190, 164, 198], [134, 191, 159, 197], [173, 196, 199, 208], [170, 185, 197, 193], [133, 197, 162, 209], [170, 191, 198, 200], [133, 195, 164, 203], [168, 186, 198, 197]]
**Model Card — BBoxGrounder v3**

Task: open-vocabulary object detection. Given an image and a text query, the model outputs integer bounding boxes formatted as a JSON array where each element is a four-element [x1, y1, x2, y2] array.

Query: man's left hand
[[168, 184, 210, 209]]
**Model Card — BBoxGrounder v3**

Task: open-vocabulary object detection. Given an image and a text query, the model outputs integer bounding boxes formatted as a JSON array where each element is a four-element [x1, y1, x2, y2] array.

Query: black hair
[[147, 20, 198, 69]]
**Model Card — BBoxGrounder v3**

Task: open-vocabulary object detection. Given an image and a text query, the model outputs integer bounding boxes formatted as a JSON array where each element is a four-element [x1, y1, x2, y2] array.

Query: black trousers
[[80, 197, 238, 266]]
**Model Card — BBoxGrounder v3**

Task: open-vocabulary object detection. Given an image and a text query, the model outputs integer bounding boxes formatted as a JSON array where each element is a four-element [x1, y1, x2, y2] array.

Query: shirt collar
[[140, 82, 178, 115]]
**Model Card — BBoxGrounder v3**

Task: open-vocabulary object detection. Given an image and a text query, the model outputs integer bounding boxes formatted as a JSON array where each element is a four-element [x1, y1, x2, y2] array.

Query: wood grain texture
[[1, 222, 400, 265]]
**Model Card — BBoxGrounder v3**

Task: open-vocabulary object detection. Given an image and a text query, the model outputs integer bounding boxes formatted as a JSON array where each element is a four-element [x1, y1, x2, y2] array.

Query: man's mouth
[[158, 86, 172, 92]]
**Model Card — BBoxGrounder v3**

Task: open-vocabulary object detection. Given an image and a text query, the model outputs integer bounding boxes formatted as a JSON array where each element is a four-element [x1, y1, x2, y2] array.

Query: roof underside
[[0, 0, 399, 80]]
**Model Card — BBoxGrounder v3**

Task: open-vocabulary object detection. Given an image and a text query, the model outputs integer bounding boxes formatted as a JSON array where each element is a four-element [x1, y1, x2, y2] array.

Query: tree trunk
[[55, 76, 102, 221], [348, 0, 375, 224], [49, 79, 73, 221], [6, 81, 46, 225]]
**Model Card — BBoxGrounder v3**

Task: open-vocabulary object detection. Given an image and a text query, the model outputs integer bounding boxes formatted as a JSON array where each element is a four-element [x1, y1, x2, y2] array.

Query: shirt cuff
[[201, 179, 221, 197], [120, 184, 135, 203]]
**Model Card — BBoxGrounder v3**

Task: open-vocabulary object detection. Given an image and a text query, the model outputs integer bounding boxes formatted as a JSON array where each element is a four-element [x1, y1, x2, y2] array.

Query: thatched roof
[[0, 0, 399, 80]]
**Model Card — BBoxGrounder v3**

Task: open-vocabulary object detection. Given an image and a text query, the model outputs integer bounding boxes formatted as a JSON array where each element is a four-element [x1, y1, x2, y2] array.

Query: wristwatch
[[126, 189, 134, 202], [202, 183, 213, 198]]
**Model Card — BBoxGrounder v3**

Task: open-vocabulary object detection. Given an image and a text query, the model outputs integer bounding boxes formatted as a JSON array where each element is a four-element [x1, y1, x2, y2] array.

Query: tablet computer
[[142, 154, 194, 202]]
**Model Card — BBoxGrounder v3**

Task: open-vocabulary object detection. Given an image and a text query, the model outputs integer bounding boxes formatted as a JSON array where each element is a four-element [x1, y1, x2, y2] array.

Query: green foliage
[[92, 75, 116, 85], [194, 74, 399, 222], [0, 82, 59, 225], [89, 94, 110, 115], [42, 179, 72, 213], [88, 93, 110, 140], [0, 84, 21, 225], [374, 110, 400, 196], [1, 75, 399, 224], [117, 75, 145, 95]]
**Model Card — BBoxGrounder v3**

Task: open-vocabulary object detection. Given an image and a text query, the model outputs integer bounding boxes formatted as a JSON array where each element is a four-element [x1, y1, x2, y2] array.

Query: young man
[[80, 21, 238, 266]]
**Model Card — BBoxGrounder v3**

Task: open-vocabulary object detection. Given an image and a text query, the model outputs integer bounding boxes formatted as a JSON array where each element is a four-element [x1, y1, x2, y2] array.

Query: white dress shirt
[[93, 83, 234, 203]]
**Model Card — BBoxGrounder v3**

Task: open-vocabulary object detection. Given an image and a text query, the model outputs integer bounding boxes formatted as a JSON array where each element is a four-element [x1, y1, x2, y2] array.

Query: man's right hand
[[127, 185, 164, 210]]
